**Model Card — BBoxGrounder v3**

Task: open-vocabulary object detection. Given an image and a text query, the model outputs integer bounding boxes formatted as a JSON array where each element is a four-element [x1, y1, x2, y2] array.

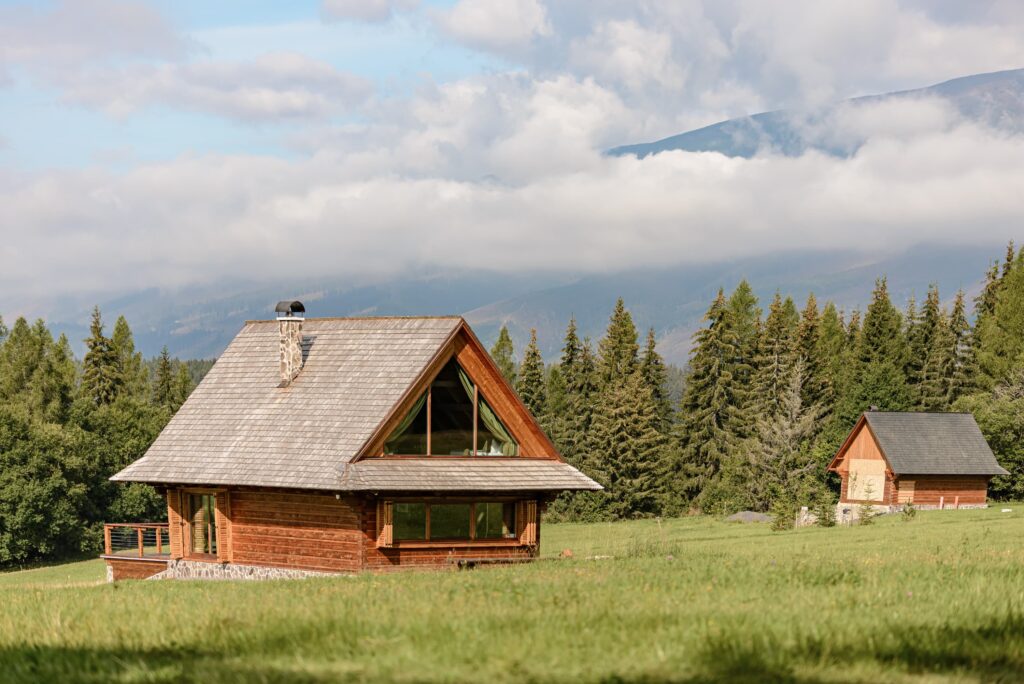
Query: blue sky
[[1, 0, 1023, 311]]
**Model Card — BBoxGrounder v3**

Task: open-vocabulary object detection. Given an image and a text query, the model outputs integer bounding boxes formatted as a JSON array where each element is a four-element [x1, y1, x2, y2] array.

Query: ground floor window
[[188, 493, 218, 556], [390, 501, 517, 542]]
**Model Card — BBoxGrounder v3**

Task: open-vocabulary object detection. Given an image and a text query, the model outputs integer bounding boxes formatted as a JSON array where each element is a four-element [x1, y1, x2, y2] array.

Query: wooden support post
[[104, 525, 112, 555], [954, 495, 960, 510], [156, 527, 163, 555], [939, 495, 945, 510], [138, 527, 144, 557]]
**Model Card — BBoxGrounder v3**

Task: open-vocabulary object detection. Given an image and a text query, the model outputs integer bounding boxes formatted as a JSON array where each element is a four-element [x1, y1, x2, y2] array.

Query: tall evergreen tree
[[589, 370, 666, 518], [976, 254, 1024, 387], [907, 286, 943, 407], [918, 310, 956, 411], [516, 329, 546, 416], [80, 307, 121, 406], [0, 317, 46, 404], [743, 361, 821, 512], [28, 332, 77, 423], [672, 290, 748, 507], [111, 315, 148, 401], [947, 290, 973, 403], [152, 346, 175, 407], [173, 363, 194, 411], [555, 319, 597, 467], [794, 294, 824, 407], [597, 298, 639, 385], [814, 301, 845, 420], [639, 328, 672, 433], [726, 280, 761, 394], [838, 278, 910, 424], [490, 326, 517, 386], [751, 293, 799, 420]]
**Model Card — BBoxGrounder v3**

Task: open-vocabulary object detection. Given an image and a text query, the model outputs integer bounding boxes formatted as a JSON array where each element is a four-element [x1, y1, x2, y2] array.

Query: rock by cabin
[[828, 411, 1007, 522], [103, 302, 600, 581]]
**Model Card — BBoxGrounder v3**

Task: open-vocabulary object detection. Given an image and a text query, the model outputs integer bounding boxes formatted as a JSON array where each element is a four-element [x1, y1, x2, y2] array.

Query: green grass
[[1, 506, 1022, 682]]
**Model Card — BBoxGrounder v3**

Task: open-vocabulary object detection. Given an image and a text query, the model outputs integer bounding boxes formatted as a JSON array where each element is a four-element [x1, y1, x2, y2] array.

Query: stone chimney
[[275, 300, 305, 387]]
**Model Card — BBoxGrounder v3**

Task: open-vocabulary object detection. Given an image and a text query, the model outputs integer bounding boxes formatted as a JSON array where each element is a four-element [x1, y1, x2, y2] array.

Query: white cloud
[[321, 0, 418, 23], [438, 0, 552, 54], [0, 0, 187, 77], [61, 53, 373, 122], [2, 105, 1021, 300]]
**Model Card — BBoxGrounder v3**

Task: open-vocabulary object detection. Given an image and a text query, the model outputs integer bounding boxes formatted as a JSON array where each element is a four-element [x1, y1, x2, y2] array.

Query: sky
[[2, 0, 1024, 310]]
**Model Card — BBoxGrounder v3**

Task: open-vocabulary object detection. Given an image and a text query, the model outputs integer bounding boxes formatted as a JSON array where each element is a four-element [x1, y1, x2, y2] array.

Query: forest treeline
[[0, 307, 211, 566], [4, 245, 1024, 565], [498, 243, 1024, 523]]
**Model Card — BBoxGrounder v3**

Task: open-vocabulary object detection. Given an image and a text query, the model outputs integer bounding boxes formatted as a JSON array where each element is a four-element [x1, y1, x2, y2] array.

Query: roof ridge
[[244, 315, 465, 324]]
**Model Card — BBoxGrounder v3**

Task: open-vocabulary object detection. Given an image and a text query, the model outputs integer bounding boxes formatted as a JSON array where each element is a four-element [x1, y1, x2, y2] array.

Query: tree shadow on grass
[[685, 613, 1024, 684], [0, 644, 364, 684]]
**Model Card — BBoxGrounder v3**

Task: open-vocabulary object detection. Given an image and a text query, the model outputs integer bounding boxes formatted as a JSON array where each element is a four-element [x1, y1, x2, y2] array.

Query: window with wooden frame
[[377, 500, 524, 547], [384, 358, 518, 456], [187, 492, 218, 558]]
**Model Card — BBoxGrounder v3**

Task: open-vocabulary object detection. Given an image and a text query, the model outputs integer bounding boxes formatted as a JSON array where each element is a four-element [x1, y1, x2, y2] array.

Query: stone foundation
[[836, 502, 988, 524], [147, 559, 345, 581]]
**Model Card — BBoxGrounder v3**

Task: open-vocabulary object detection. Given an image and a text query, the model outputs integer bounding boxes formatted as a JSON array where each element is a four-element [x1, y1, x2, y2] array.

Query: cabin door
[[187, 493, 218, 557]]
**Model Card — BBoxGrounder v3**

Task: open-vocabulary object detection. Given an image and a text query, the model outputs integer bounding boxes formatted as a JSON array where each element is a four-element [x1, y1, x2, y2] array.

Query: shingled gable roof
[[112, 316, 601, 492], [829, 411, 1008, 477]]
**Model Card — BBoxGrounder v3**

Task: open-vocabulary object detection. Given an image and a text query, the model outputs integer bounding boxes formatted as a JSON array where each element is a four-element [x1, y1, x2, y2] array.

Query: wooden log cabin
[[105, 302, 600, 580], [828, 411, 1007, 522]]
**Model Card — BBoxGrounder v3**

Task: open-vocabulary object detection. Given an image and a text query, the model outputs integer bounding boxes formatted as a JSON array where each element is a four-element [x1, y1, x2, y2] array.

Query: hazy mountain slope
[[38, 243, 1000, 367], [464, 243, 998, 365], [609, 68, 1024, 160]]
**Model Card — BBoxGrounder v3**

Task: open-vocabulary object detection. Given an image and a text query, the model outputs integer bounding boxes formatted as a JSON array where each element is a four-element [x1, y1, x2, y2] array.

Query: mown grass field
[[1, 507, 1022, 683]]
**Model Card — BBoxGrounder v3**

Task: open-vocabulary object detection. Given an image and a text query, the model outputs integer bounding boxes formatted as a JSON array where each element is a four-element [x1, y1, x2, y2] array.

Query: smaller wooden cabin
[[828, 411, 1007, 518]]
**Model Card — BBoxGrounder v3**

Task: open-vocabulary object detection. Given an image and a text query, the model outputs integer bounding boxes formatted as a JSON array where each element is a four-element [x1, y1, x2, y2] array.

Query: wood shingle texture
[[112, 316, 600, 492], [861, 412, 1008, 476]]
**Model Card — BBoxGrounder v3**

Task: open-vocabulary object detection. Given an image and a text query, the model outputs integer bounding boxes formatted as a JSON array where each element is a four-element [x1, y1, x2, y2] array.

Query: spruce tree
[[541, 364, 569, 447], [838, 278, 910, 424], [726, 280, 761, 401], [112, 315, 148, 401], [589, 370, 666, 519], [744, 361, 820, 512], [173, 363, 194, 411], [795, 294, 823, 405], [903, 294, 924, 404], [751, 293, 799, 420], [515, 329, 546, 416], [672, 289, 748, 507], [556, 319, 597, 467], [28, 332, 77, 423], [639, 328, 672, 433], [80, 307, 122, 406], [0, 317, 45, 404], [947, 290, 972, 403], [490, 325, 517, 386], [152, 346, 175, 407], [919, 310, 956, 411], [597, 298, 639, 385], [976, 254, 1024, 387], [814, 302, 845, 419]]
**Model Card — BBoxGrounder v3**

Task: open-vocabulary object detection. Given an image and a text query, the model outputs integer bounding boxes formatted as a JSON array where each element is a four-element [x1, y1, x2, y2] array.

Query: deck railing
[[103, 523, 170, 558]]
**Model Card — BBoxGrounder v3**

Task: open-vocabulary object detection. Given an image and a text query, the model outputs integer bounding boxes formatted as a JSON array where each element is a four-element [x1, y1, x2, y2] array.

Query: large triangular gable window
[[385, 358, 519, 456]]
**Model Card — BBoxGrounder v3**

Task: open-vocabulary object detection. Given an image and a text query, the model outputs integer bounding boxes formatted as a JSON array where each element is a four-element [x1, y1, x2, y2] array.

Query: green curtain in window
[[458, 367, 517, 456], [384, 391, 427, 454]]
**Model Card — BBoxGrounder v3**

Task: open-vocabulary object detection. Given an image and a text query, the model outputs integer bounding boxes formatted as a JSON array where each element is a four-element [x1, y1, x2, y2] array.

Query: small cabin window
[[384, 358, 518, 456]]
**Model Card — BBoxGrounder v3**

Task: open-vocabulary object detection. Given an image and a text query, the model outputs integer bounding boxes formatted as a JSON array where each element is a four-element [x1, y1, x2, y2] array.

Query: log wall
[[893, 476, 989, 507], [228, 489, 363, 573]]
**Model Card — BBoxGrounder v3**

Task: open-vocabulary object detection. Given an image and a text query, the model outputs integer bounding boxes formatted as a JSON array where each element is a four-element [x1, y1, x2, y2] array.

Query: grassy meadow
[[1, 507, 1023, 683]]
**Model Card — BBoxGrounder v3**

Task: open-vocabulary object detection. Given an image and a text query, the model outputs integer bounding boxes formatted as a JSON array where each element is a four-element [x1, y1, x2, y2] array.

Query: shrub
[[901, 501, 917, 522]]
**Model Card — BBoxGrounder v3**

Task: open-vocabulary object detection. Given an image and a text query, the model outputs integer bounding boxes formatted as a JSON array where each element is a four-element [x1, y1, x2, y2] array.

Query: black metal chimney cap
[[274, 300, 305, 316]]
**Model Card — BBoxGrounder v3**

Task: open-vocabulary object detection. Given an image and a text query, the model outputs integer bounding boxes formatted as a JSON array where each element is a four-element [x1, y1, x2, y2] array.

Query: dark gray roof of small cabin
[[863, 412, 1009, 476]]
